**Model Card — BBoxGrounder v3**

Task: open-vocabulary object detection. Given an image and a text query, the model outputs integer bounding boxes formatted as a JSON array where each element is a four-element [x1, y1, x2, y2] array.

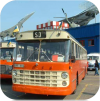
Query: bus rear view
[[0, 42, 16, 79]]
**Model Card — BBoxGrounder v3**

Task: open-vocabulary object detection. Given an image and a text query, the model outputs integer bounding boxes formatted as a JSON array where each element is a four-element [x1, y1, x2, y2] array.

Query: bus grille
[[13, 70, 69, 87], [0, 65, 6, 74], [88, 65, 94, 67]]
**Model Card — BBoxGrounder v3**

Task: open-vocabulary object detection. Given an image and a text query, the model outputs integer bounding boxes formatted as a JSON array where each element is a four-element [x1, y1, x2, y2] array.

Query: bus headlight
[[13, 78, 16, 83], [12, 70, 17, 76], [62, 81, 67, 86], [61, 72, 68, 79], [14, 64, 24, 68]]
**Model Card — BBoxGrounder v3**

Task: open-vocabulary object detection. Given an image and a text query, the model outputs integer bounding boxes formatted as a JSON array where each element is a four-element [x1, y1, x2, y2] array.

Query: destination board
[[33, 31, 46, 38]]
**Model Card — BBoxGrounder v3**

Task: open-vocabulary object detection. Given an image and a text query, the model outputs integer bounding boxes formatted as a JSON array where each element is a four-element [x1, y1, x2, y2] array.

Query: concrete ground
[[0, 70, 100, 100]]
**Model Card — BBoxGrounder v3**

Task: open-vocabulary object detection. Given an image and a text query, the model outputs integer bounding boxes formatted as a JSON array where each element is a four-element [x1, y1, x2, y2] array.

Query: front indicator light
[[62, 81, 67, 86], [14, 64, 24, 68]]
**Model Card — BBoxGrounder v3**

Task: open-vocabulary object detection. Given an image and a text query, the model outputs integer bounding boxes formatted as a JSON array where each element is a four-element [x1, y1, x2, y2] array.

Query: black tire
[[72, 89, 76, 94], [82, 69, 86, 80]]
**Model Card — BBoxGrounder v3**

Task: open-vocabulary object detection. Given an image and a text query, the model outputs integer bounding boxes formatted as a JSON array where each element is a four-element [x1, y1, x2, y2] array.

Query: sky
[[0, 0, 100, 33]]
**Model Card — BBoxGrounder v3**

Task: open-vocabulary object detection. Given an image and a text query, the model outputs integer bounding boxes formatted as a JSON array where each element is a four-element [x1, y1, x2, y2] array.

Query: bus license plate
[[33, 31, 46, 38]]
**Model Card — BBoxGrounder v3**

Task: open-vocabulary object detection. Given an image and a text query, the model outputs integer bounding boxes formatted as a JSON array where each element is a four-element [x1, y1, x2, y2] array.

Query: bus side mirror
[[71, 56, 76, 63]]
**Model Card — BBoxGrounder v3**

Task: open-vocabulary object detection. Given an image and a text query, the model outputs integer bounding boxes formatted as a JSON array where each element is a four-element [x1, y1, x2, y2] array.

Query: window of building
[[51, 26, 53, 29], [80, 40, 85, 46], [88, 39, 94, 46], [54, 26, 56, 30]]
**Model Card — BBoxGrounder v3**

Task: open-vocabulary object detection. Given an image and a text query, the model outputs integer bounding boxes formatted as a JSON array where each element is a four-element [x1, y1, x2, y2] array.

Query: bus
[[0, 42, 16, 79], [12, 30, 87, 95]]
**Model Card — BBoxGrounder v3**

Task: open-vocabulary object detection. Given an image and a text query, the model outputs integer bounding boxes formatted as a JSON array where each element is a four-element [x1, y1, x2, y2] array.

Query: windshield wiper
[[26, 49, 38, 61], [26, 49, 52, 62], [41, 51, 52, 62]]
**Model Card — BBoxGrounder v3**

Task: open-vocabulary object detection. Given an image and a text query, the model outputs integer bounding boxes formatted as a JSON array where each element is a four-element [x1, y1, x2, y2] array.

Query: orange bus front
[[0, 48, 14, 79], [12, 39, 87, 95]]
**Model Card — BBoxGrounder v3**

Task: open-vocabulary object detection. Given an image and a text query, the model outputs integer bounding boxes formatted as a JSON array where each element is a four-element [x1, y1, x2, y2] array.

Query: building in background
[[65, 23, 100, 54]]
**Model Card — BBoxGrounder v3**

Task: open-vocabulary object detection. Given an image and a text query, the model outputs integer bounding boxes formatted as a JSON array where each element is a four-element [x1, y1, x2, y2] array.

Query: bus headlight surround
[[12, 70, 17, 76], [61, 72, 68, 79]]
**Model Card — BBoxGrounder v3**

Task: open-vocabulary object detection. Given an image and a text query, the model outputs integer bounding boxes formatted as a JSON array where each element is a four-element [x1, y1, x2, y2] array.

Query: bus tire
[[72, 73, 78, 94], [82, 69, 86, 80]]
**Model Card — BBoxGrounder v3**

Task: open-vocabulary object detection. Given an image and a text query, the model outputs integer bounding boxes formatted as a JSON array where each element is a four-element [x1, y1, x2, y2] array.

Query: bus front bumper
[[0, 74, 12, 79], [12, 84, 72, 96]]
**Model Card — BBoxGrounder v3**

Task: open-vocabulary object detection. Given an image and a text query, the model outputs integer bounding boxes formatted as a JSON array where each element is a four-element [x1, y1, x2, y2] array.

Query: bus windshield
[[0, 48, 13, 60], [16, 39, 70, 62], [87, 56, 99, 61]]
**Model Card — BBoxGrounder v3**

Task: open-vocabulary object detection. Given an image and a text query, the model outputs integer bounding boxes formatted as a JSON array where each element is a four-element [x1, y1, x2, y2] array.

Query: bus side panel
[[78, 60, 87, 84], [70, 59, 87, 92], [69, 60, 80, 92]]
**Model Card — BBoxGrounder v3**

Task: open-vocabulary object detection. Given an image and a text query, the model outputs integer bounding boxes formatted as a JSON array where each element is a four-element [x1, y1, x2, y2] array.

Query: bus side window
[[80, 48, 83, 59], [76, 44, 78, 58], [82, 49, 83, 59], [78, 46, 80, 59], [83, 50, 84, 59], [71, 42, 74, 56]]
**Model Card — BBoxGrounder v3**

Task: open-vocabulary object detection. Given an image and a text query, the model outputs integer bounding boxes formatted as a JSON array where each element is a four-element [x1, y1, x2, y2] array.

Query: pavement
[[0, 70, 100, 100]]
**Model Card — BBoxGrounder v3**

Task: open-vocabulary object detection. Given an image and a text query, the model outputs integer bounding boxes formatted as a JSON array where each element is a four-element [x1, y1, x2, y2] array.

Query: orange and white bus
[[12, 30, 87, 95], [0, 42, 16, 79]]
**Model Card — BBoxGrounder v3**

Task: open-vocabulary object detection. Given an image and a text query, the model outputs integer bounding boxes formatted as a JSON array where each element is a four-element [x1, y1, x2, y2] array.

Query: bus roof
[[0, 42, 16, 48], [16, 29, 87, 51]]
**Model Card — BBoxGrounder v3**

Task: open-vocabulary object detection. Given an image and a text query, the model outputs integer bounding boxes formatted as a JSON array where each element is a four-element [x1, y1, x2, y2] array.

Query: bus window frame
[[16, 39, 71, 62], [0, 48, 14, 61]]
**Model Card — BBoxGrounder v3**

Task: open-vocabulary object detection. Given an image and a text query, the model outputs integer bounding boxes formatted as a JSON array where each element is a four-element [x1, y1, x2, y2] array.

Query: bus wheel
[[82, 69, 86, 80], [72, 74, 78, 94]]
